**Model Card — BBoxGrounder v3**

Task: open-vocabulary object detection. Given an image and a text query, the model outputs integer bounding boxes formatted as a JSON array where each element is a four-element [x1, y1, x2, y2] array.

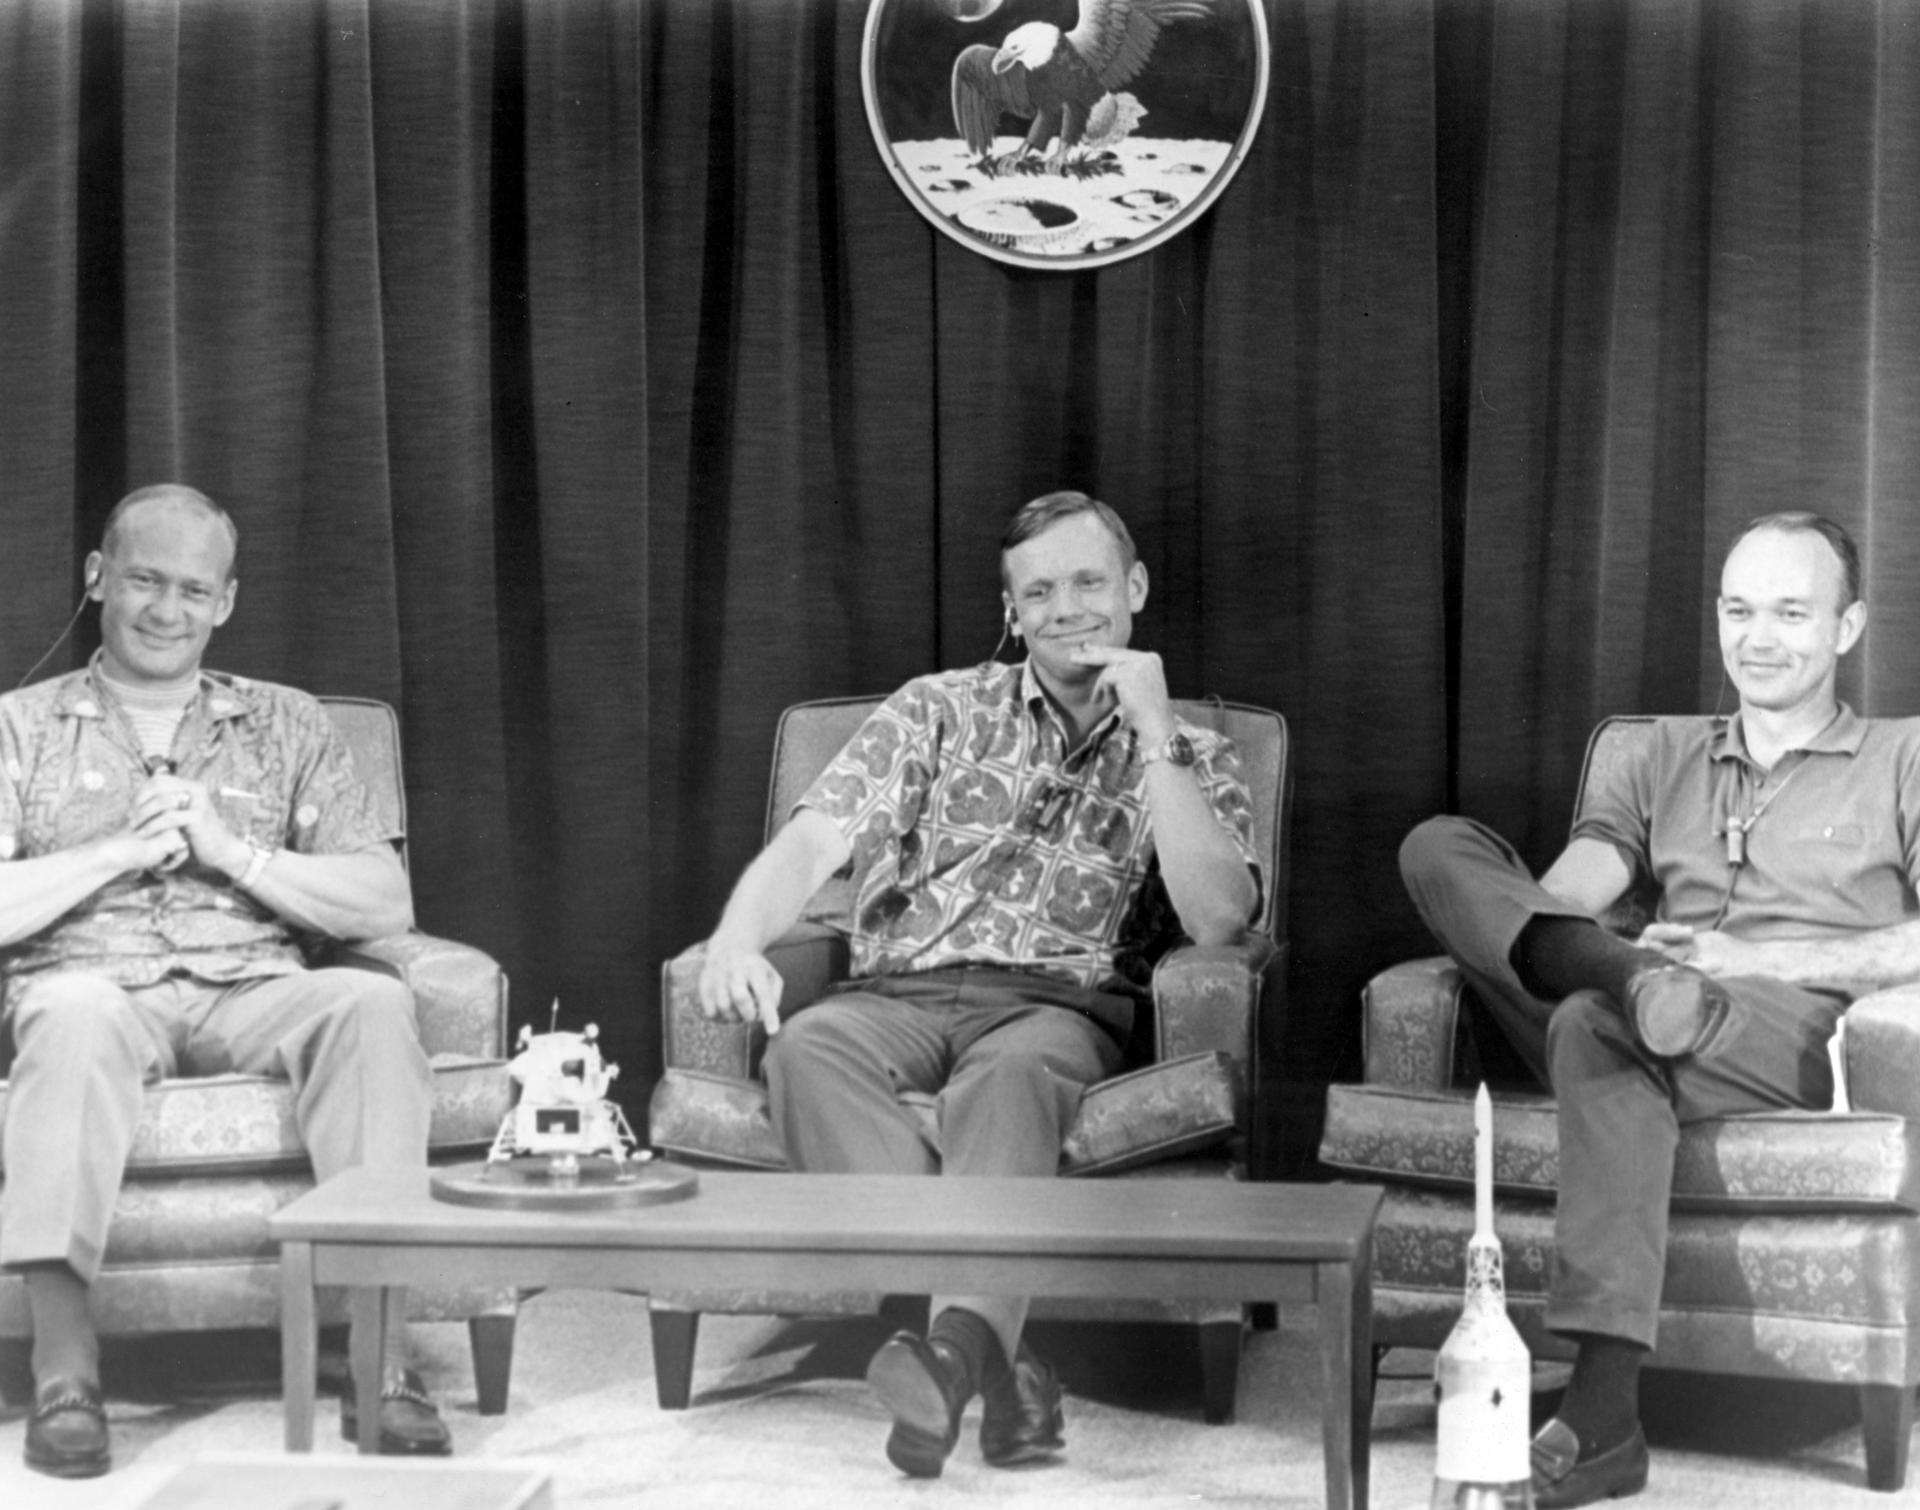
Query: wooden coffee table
[[271, 1167, 1383, 1510]]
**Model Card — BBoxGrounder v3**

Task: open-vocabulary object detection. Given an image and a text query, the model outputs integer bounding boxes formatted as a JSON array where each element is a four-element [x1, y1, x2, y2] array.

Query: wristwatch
[[1141, 731, 1196, 768]]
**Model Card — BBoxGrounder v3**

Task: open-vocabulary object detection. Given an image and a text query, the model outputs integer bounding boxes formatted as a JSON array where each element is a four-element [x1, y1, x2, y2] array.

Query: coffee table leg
[[350, 1284, 388, 1456], [280, 1240, 317, 1452], [1318, 1254, 1372, 1510]]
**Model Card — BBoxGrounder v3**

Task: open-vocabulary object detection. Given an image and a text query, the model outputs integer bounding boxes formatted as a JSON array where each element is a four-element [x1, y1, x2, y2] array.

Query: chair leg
[[468, 1314, 516, 1416], [650, 1306, 700, 1410], [1860, 1382, 1915, 1492], [0, 1336, 30, 1407], [1197, 1318, 1243, 1425]]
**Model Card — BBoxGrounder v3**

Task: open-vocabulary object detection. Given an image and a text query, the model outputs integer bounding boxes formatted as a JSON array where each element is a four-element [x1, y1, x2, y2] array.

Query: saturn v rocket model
[[1430, 1084, 1535, 1510]]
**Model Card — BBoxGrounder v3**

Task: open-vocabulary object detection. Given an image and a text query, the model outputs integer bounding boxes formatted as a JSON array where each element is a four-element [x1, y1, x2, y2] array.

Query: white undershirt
[[97, 667, 197, 766]]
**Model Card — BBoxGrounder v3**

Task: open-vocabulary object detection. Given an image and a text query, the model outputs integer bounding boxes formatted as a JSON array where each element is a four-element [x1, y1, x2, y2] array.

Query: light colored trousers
[[0, 967, 432, 1282]]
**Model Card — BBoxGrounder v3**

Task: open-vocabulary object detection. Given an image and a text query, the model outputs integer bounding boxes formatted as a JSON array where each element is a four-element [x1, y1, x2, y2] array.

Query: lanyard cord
[[1711, 753, 1814, 929]]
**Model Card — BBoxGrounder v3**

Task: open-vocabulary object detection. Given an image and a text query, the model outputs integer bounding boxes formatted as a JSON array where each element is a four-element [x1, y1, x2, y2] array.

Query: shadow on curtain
[[0, 0, 1915, 1173]]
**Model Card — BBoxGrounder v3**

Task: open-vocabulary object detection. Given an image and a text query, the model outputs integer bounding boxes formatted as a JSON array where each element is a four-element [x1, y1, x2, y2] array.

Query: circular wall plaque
[[861, 0, 1271, 271], [430, 1157, 700, 1212]]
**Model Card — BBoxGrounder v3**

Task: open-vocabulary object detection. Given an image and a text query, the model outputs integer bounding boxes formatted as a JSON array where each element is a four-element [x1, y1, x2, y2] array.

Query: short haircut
[[1729, 510, 1861, 611], [999, 490, 1137, 586], [102, 484, 240, 578]]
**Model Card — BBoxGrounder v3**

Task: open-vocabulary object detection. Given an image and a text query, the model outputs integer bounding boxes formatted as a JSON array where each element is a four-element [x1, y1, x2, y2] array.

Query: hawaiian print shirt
[[797, 660, 1262, 995], [0, 658, 398, 1007]]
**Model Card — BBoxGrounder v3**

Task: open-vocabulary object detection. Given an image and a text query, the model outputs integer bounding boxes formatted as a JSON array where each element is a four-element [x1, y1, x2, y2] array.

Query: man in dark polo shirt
[[692, 491, 1262, 1480], [1398, 511, 1920, 1508]]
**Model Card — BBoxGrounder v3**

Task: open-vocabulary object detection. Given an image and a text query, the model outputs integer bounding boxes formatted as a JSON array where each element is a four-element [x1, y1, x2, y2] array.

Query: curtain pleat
[[2, 0, 1917, 1169]]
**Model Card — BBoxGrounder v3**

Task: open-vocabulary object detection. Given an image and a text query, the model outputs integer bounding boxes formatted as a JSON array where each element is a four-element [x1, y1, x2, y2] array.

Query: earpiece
[[85, 566, 100, 592]]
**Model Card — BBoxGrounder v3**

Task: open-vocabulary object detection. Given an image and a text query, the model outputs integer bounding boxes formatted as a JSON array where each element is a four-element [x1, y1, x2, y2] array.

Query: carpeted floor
[[0, 1292, 1908, 1508]]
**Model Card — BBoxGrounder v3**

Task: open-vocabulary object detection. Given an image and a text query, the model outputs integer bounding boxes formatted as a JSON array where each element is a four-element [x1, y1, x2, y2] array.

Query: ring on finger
[[176, 792, 191, 810]]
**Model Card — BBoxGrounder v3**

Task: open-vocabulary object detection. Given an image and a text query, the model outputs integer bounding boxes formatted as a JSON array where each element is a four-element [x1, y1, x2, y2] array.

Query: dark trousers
[[1400, 815, 1842, 1347], [763, 967, 1126, 1361]]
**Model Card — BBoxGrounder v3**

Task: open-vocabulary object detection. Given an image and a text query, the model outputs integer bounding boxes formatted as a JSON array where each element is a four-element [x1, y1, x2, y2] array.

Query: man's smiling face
[[1717, 525, 1863, 719], [1002, 512, 1147, 694]]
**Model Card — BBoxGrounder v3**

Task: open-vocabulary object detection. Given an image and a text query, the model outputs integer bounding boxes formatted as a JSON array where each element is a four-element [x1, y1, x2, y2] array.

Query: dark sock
[[1514, 917, 1666, 1004], [1556, 1333, 1644, 1457], [926, 1307, 1004, 1398], [21, 1262, 99, 1386]]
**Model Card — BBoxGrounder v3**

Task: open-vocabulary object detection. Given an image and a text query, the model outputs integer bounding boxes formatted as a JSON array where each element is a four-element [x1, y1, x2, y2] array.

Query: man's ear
[[1838, 599, 1867, 655], [1128, 560, 1148, 612], [84, 552, 105, 598], [214, 579, 238, 628]]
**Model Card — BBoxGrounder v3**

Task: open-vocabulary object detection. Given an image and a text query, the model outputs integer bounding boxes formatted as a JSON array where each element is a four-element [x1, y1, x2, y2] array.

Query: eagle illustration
[[951, 0, 1212, 174]]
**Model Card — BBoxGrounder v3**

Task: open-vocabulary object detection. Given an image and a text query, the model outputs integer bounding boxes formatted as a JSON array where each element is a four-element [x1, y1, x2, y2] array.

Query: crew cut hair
[[101, 484, 240, 579], [999, 490, 1137, 584], [1731, 510, 1861, 611]]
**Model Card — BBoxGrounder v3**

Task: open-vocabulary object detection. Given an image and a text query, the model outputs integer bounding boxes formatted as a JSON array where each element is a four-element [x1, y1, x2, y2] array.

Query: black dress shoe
[[1624, 962, 1730, 1058], [979, 1342, 1064, 1466], [24, 1375, 110, 1479], [866, 1331, 970, 1478], [1531, 1418, 1649, 1508], [340, 1366, 452, 1456]]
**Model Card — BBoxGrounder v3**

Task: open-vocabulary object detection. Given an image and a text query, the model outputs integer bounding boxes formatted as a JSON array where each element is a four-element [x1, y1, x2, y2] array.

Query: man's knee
[[1399, 814, 1481, 894], [764, 1003, 858, 1090], [9, 973, 135, 1046], [1546, 988, 1635, 1083], [302, 970, 421, 1051]]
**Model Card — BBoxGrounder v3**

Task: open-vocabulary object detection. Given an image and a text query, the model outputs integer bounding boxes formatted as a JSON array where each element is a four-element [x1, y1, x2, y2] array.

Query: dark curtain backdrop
[[3, 0, 1916, 1173]]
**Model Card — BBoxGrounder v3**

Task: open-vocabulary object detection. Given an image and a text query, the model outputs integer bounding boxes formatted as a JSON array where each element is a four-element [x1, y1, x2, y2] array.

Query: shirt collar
[[1017, 657, 1124, 751], [59, 652, 256, 725], [1713, 702, 1865, 764]]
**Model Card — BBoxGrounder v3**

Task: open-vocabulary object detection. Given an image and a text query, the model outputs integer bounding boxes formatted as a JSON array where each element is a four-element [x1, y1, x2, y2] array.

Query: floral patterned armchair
[[1317, 715, 1920, 1492], [0, 697, 518, 1413], [647, 694, 1291, 1423]]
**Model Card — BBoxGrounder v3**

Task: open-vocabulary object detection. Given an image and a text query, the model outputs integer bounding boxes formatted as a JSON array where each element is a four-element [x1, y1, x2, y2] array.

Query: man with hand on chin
[[0, 484, 448, 1477], [694, 489, 1261, 1479], [1398, 512, 1920, 1508]]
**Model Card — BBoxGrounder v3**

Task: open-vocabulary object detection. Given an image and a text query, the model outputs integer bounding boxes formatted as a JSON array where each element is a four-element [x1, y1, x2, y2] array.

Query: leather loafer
[[340, 1366, 452, 1456], [24, 1375, 110, 1479], [1624, 962, 1730, 1058], [866, 1331, 969, 1478], [979, 1342, 1064, 1466], [1531, 1418, 1649, 1508]]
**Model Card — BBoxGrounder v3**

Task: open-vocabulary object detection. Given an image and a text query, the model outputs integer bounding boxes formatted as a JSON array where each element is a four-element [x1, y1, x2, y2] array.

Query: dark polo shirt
[[1572, 706, 1920, 943]]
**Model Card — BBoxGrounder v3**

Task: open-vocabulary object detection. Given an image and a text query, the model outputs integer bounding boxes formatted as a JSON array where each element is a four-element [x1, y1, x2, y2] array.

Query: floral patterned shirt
[[797, 660, 1262, 995], [0, 658, 398, 1006]]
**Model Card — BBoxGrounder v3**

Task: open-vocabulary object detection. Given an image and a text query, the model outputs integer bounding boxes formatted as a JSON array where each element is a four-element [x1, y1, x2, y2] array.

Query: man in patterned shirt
[[0, 485, 448, 1477], [696, 490, 1262, 1479]]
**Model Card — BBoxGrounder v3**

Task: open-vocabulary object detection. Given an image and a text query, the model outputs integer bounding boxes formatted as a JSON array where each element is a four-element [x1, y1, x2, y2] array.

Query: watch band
[[1142, 731, 1195, 767], [236, 842, 274, 890]]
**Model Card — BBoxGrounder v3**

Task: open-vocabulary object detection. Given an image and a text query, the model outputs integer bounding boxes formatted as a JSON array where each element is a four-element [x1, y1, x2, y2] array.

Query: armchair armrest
[[1150, 935, 1275, 1067], [1362, 956, 1467, 1091], [660, 923, 850, 1080], [323, 932, 507, 1059], [1843, 985, 1920, 1120]]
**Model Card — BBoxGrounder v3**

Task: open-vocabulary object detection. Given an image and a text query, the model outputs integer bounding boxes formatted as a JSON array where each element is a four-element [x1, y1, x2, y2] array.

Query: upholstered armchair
[[648, 694, 1291, 1423], [0, 697, 518, 1414], [1317, 715, 1920, 1492]]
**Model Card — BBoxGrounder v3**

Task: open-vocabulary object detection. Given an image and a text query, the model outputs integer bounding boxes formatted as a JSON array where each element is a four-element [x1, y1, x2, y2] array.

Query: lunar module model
[[433, 1003, 697, 1211], [487, 1012, 642, 1177]]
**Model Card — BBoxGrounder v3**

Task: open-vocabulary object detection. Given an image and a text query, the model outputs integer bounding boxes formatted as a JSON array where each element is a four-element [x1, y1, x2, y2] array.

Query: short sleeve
[[1568, 734, 1653, 880], [0, 710, 24, 862], [1894, 723, 1920, 893], [1187, 730, 1265, 918], [794, 680, 945, 877], [282, 702, 396, 857]]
